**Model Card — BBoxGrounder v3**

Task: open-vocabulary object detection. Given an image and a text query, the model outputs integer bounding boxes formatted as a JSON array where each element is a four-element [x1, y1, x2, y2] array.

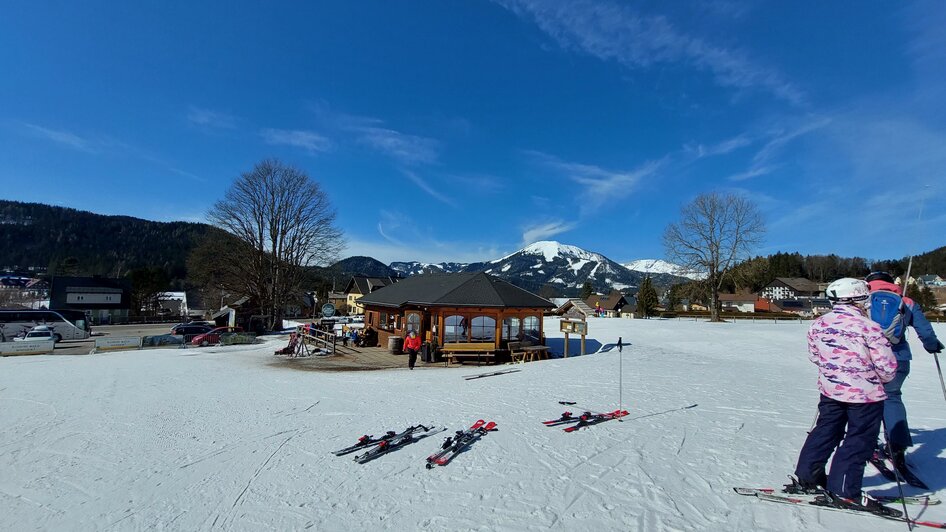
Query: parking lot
[[51, 323, 179, 355]]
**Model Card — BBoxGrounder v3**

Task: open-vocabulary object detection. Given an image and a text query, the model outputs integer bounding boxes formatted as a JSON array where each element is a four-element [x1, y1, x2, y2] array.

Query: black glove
[[924, 339, 945, 354]]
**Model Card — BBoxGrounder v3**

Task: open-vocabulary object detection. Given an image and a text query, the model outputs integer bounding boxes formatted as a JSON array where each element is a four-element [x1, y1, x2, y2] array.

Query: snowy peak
[[624, 259, 683, 275], [513, 240, 608, 263], [389, 261, 468, 276], [624, 259, 706, 281], [374, 242, 694, 296], [479, 240, 653, 295]]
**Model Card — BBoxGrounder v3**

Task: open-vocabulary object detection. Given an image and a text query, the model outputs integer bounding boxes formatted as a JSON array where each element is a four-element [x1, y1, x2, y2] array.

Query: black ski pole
[[934, 353, 946, 404], [883, 419, 912, 530]]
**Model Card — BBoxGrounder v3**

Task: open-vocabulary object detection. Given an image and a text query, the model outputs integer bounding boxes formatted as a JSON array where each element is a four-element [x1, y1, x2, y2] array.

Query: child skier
[[791, 278, 898, 512]]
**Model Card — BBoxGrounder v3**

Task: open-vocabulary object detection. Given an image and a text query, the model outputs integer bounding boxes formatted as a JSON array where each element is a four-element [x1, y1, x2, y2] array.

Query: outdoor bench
[[440, 342, 496, 366]]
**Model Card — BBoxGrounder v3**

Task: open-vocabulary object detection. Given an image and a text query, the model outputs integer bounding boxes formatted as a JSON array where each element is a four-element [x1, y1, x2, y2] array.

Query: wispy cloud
[[521, 220, 577, 246], [495, 0, 803, 104], [526, 150, 662, 212], [360, 210, 503, 263], [685, 134, 753, 159], [728, 165, 775, 182], [169, 167, 206, 183], [355, 126, 439, 165], [260, 128, 332, 154], [187, 106, 237, 129], [308, 102, 441, 165], [727, 117, 830, 181], [768, 201, 829, 232], [376, 210, 406, 247], [23, 123, 94, 152], [400, 169, 456, 206]]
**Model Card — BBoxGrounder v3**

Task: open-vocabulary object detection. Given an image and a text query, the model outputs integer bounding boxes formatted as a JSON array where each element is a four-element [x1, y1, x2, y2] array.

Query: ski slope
[[2, 317, 945, 531]]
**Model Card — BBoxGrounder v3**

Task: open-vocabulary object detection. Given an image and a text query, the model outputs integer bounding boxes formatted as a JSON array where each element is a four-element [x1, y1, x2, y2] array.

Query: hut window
[[444, 315, 467, 343], [523, 316, 540, 342], [406, 312, 421, 333], [502, 317, 521, 340], [380, 312, 388, 330], [470, 316, 496, 342]]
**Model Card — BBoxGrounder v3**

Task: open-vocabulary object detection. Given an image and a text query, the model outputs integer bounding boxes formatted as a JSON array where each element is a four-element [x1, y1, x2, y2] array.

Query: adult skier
[[866, 271, 944, 476], [792, 278, 898, 511]]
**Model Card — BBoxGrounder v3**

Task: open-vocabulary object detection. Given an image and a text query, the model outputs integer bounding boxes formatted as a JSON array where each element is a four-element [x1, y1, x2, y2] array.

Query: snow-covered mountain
[[389, 261, 468, 276], [624, 259, 707, 281], [341, 241, 690, 296], [465, 241, 684, 295]]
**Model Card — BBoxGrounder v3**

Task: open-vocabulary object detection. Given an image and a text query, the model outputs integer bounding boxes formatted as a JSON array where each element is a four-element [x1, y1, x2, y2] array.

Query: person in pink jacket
[[789, 278, 898, 512]]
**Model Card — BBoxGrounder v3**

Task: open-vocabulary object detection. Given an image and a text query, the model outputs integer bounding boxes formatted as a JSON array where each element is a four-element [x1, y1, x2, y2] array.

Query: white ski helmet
[[825, 278, 870, 305]]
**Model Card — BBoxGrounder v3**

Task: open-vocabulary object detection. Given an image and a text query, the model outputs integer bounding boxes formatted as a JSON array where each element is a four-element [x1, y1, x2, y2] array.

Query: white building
[[157, 292, 188, 317]]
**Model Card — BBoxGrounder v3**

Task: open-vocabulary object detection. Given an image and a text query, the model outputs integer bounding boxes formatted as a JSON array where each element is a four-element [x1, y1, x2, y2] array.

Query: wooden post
[[564, 332, 569, 358], [580, 333, 586, 356]]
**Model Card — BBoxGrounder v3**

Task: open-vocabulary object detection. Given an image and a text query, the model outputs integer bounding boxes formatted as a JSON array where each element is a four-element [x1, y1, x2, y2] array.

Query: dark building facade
[[50, 276, 132, 324]]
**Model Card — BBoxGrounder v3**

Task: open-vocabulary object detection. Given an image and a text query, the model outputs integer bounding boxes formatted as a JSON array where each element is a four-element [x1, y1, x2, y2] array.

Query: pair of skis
[[425, 419, 497, 469], [332, 424, 444, 464], [735, 487, 939, 507], [542, 409, 629, 431], [332, 430, 399, 456], [735, 487, 946, 529]]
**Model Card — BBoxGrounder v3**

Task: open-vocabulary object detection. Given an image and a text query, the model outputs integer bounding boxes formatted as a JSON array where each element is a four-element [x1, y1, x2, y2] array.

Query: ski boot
[[815, 491, 903, 518], [782, 475, 825, 496]]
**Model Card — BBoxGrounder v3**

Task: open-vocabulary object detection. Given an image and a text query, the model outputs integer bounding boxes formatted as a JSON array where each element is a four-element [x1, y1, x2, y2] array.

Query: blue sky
[[2, 1, 945, 265]]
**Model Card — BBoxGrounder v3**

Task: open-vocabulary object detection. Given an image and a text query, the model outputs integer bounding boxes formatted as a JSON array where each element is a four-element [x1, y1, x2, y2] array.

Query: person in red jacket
[[404, 330, 422, 370]]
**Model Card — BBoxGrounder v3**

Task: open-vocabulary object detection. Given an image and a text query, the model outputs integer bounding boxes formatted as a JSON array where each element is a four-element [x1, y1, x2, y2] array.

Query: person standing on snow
[[404, 330, 422, 370], [791, 278, 898, 512], [865, 271, 944, 480]]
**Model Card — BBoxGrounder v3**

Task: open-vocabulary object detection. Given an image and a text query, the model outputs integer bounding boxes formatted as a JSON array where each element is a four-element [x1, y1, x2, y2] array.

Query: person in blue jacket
[[866, 271, 944, 473]]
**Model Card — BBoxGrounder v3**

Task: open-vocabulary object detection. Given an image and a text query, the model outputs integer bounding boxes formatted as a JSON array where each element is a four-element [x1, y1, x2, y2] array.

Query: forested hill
[[909, 245, 946, 276], [0, 200, 212, 279]]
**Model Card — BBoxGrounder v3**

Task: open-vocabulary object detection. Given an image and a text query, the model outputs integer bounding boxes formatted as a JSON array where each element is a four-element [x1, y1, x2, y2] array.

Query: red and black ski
[[425, 420, 496, 469], [562, 409, 629, 432]]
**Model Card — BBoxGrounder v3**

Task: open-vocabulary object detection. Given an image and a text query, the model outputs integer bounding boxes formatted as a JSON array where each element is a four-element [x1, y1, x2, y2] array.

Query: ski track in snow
[[1, 318, 944, 531]]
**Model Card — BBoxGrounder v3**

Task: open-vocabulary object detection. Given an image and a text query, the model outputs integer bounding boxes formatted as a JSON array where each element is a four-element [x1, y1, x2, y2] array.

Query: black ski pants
[[407, 348, 418, 369], [795, 394, 884, 498]]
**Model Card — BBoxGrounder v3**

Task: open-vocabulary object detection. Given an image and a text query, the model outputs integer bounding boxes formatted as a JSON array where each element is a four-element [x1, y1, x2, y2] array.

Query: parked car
[[171, 323, 213, 336], [13, 326, 59, 343], [191, 326, 243, 347]]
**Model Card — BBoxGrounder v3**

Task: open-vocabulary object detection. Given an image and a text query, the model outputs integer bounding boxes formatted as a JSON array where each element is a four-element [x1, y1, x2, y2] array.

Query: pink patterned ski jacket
[[807, 304, 897, 403]]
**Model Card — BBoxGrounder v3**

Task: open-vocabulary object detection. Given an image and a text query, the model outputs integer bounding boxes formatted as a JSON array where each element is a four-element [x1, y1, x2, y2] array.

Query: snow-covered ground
[[2, 317, 945, 531]]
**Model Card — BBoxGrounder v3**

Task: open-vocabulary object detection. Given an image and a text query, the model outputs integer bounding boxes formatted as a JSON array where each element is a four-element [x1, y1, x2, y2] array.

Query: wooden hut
[[357, 272, 555, 352]]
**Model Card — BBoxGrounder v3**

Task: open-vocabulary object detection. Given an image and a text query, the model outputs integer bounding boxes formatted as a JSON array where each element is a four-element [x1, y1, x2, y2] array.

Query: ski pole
[[883, 419, 912, 530], [934, 352, 946, 404], [618, 336, 623, 420]]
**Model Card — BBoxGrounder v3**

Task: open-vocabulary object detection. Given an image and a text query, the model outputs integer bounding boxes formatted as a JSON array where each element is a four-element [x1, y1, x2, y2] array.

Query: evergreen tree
[[580, 280, 594, 300], [906, 284, 938, 312], [637, 277, 659, 318], [666, 283, 681, 312], [127, 267, 170, 316]]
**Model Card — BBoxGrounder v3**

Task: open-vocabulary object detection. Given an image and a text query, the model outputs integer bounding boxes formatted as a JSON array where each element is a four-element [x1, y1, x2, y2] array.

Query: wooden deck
[[269, 345, 445, 372]]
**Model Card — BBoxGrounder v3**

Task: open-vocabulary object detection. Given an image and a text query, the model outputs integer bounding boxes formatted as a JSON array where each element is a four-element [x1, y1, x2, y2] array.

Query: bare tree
[[205, 159, 344, 330], [663, 192, 765, 322]]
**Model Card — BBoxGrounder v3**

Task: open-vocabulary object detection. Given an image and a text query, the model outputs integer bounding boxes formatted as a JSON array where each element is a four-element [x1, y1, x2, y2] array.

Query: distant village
[[3, 270, 943, 335]]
